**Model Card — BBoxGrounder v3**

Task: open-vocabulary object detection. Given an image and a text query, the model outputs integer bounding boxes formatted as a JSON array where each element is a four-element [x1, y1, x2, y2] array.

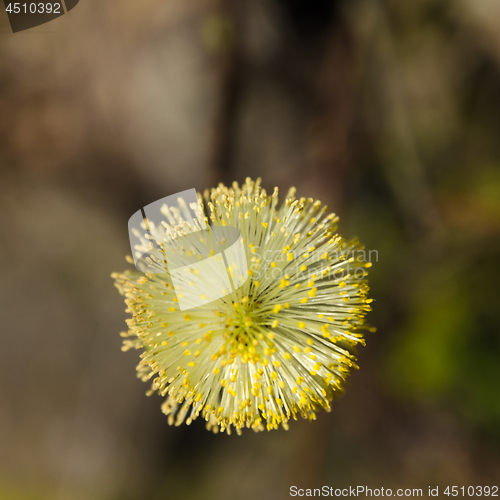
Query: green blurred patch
[[385, 267, 471, 399], [0, 480, 53, 500], [385, 252, 500, 436], [469, 166, 500, 218]]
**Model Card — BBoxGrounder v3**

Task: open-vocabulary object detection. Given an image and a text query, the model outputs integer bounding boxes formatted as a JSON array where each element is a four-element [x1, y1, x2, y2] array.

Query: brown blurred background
[[1, 0, 500, 499]]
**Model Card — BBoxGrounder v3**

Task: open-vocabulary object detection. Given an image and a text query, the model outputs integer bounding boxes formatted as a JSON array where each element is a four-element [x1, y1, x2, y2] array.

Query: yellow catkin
[[114, 178, 373, 434]]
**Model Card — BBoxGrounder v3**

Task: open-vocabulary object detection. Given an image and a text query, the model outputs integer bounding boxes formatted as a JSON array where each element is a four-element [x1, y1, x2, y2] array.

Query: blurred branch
[[208, 0, 245, 185], [308, 18, 356, 212], [367, 1, 443, 235]]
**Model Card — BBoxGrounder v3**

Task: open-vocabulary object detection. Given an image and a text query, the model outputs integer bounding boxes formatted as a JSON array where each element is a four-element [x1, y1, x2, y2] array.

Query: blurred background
[[1, 0, 500, 498]]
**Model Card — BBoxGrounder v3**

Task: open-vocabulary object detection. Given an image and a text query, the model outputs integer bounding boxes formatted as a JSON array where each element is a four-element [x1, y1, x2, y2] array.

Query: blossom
[[113, 178, 373, 434]]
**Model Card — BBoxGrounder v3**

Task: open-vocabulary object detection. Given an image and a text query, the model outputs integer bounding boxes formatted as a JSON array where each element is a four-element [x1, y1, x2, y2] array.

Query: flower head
[[113, 178, 373, 434]]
